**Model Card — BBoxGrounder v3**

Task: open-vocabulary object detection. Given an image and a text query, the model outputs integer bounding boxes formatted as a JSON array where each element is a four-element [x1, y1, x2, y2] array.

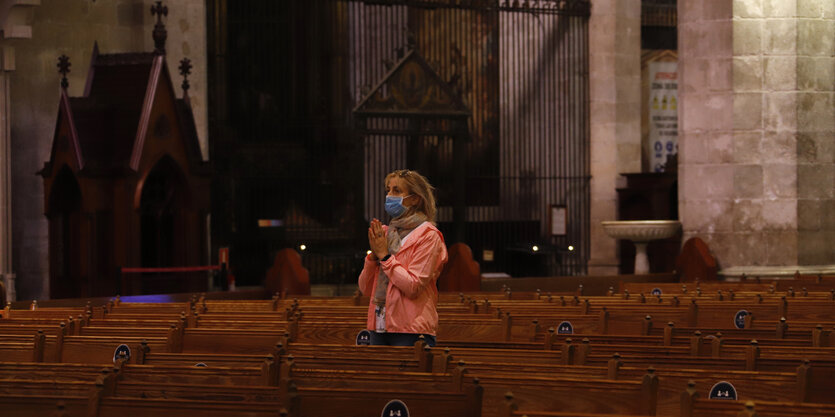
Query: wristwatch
[[380, 254, 391, 262]]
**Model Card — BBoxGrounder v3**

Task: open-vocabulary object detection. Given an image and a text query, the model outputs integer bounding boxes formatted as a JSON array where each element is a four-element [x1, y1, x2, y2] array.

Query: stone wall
[[5, 0, 207, 301], [678, 0, 736, 264], [795, 1, 834, 264], [588, 0, 642, 274], [731, 0, 799, 266], [0, 0, 42, 304], [679, 0, 834, 270]]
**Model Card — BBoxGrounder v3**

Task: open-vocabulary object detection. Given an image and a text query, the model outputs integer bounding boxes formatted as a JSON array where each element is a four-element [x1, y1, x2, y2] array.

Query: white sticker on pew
[[709, 381, 737, 400], [733, 310, 749, 329], [381, 399, 409, 417], [651, 288, 662, 296], [356, 330, 372, 346], [557, 321, 573, 334], [113, 344, 131, 363]]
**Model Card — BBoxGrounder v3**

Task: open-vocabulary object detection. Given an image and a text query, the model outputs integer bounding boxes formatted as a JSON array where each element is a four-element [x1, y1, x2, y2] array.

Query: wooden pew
[[0, 341, 40, 362], [105, 364, 479, 417], [283, 358, 482, 416], [287, 385, 481, 417], [56, 335, 170, 364], [3, 306, 88, 319], [471, 372, 657, 417], [680, 381, 835, 417], [121, 363, 270, 386], [140, 350, 275, 369], [0, 396, 89, 417], [0, 378, 96, 398], [279, 341, 655, 417], [94, 396, 284, 417], [0, 361, 109, 382], [7, 286, 832, 417], [179, 328, 287, 354]]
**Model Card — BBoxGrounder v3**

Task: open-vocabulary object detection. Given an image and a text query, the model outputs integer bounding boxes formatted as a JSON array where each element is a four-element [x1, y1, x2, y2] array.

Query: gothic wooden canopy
[[38, 5, 210, 298]]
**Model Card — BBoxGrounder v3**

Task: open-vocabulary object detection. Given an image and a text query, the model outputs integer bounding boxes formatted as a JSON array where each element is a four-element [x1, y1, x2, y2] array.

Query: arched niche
[[47, 165, 83, 299]]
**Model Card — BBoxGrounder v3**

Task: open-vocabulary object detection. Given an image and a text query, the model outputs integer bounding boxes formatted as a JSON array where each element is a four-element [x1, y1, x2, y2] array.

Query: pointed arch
[[47, 165, 83, 299], [137, 155, 191, 269]]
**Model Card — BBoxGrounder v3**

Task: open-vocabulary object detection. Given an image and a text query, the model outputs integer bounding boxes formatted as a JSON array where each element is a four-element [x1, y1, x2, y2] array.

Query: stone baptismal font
[[601, 220, 681, 274]]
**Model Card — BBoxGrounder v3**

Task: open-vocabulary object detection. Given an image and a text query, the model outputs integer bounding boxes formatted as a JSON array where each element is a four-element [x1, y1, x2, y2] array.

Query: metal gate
[[208, 0, 591, 285]]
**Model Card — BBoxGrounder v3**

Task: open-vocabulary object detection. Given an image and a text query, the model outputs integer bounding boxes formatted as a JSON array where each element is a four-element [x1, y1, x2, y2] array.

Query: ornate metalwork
[[208, 0, 592, 282], [354, 51, 469, 118], [179, 58, 192, 93], [357, 0, 591, 15], [57, 54, 71, 89], [642, 0, 676, 27]]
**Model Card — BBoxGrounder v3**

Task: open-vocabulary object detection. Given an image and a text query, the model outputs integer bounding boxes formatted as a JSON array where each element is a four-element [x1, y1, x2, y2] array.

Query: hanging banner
[[648, 61, 678, 172]]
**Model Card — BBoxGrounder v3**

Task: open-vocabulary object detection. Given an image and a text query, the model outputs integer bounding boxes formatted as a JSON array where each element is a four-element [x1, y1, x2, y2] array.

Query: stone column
[[0, 66, 13, 303], [796, 1, 835, 264], [0, 0, 40, 303], [588, 0, 642, 274], [679, 0, 835, 271], [677, 1, 736, 263]]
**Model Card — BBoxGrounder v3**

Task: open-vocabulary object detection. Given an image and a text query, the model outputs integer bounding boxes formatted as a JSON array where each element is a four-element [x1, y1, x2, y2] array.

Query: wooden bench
[[477, 373, 657, 417], [681, 381, 835, 417], [0, 395, 89, 417], [4, 286, 833, 417]]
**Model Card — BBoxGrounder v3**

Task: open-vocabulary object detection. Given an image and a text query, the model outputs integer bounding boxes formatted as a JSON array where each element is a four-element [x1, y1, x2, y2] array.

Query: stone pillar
[[588, 0, 642, 274], [0, 0, 41, 302], [679, 0, 835, 270], [796, 1, 835, 264], [0, 67, 13, 303], [677, 1, 737, 264]]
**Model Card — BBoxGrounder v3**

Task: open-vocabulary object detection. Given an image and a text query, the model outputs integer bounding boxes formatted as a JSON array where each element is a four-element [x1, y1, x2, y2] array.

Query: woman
[[358, 169, 448, 347]]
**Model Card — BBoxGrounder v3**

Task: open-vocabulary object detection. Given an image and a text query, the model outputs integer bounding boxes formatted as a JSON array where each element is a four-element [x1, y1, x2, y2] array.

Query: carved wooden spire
[[57, 55, 71, 89], [151, 1, 168, 55], [179, 58, 192, 94]]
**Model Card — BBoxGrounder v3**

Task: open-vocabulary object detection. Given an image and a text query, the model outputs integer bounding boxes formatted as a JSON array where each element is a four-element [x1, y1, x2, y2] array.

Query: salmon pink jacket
[[358, 222, 448, 335]]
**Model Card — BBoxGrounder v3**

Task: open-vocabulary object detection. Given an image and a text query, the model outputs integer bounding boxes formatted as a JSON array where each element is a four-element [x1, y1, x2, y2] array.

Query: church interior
[[0, 0, 833, 416]]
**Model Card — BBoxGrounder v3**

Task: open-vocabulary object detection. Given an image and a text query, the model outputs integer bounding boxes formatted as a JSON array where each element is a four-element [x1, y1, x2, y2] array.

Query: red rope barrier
[[121, 265, 222, 273]]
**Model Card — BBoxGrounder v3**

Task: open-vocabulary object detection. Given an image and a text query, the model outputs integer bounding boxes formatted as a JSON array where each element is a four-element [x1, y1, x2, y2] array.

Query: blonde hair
[[385, 169, 437, 223]]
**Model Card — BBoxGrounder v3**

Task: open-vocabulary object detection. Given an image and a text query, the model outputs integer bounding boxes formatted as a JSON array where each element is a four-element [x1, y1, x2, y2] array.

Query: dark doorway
[[47, 166, 83, 299], [140, 156, 188, 269]]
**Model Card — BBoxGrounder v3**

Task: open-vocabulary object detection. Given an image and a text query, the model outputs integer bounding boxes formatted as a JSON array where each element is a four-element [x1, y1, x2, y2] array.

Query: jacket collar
[[396, 221, 431, 252]]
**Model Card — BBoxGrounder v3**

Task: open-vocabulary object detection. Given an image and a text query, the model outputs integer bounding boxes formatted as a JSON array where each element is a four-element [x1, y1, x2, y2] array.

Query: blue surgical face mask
[[385, 195, 412, 218]]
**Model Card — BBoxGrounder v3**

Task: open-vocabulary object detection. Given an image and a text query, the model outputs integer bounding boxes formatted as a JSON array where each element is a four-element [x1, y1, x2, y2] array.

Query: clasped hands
[[367, 218, 389, 261]]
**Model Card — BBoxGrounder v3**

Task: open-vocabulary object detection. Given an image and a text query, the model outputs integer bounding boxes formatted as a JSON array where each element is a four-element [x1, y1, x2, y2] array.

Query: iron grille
[[208, 0, 591, 286]]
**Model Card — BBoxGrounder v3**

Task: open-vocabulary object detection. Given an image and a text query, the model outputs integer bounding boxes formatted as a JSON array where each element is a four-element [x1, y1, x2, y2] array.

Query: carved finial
[[179, 58, 192, 93], [152, 1, 168, 24], [151, 1, 169, 55], [57, 55, 71, 89]]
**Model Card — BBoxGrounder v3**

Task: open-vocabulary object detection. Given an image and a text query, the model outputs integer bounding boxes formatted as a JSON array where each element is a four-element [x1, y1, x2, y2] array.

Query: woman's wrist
[[375, 251, 389, 261]]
